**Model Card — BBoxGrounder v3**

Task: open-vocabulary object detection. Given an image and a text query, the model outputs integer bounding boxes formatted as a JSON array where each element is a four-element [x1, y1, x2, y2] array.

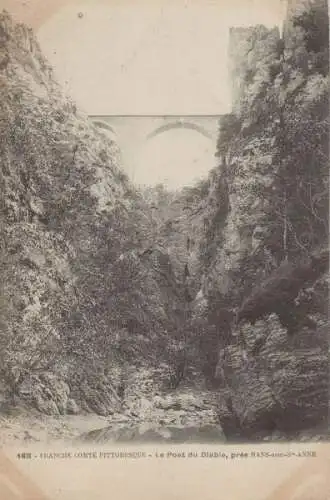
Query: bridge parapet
[[89, 115, 220, 144]]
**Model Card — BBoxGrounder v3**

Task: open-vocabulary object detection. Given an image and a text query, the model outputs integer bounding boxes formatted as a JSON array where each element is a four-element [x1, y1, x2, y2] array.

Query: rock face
[[193, 0, 329, 440], [19, 373, 70, 415], [216, 316, 329, 440], [0, 11, 131, 414], [236, 249, 329, 335], [0, 11, 184, 416]]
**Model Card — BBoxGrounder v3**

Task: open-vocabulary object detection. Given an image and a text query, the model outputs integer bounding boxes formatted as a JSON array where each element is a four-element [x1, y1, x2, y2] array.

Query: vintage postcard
[[0, 0, 329, 498]]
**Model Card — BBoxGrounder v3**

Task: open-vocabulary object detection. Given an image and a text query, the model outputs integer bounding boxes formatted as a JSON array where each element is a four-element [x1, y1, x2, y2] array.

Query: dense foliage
[[0, 0, 328, 439], [0, 12, 186, 413]]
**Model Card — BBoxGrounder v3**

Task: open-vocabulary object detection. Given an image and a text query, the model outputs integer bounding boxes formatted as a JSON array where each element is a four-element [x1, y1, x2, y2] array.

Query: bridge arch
[[146, 120, 214, 141]]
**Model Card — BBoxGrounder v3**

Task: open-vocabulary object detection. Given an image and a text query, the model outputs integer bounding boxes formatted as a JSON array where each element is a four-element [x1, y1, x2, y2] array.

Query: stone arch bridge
[[89, 115, 220, 182], [89, 115, 219, 143]]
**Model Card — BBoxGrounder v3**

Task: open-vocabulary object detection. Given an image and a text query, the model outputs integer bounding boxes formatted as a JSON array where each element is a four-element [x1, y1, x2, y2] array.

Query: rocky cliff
[[0, 11, 185, 416], [195, 0, 329, 440]]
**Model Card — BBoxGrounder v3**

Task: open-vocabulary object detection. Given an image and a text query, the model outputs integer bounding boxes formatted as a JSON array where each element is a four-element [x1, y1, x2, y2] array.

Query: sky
[[133, 126, 217, 189], [36, 0, 285, 115], [6, 0, 285, 188]]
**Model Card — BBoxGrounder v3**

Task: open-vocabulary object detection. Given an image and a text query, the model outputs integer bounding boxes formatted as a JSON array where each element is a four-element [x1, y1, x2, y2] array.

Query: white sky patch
[[37, 0, 284, 115], [133, 128, 217, 189]]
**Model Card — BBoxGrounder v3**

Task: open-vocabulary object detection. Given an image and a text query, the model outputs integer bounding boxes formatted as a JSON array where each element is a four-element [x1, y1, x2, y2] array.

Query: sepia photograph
[[0, 0, 329, 460]]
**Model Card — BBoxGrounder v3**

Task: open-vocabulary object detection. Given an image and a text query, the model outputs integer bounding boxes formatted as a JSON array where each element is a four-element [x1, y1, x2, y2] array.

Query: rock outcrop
[[193, 0, 329, 440]]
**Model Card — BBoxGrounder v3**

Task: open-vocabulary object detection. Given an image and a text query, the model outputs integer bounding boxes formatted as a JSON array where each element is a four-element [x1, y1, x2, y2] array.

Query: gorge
[[0, 0, 329, 444]]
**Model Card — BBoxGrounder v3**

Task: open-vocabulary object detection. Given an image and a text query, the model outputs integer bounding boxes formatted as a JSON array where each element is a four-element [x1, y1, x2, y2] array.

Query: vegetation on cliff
[[0, 0, 328, 443], [196, 0, 329, 439], [0, 11, 186, 416]]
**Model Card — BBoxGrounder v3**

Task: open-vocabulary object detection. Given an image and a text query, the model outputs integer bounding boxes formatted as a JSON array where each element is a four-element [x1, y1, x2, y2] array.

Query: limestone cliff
[[0, 11, 183, 416], [195, 0, 329, 439]]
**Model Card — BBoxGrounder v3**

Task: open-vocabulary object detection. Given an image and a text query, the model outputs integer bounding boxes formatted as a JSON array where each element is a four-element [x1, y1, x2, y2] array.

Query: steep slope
[[140, 171, 231, 386], [0, 11, 184, 416], [192, 0, 329, 439]]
